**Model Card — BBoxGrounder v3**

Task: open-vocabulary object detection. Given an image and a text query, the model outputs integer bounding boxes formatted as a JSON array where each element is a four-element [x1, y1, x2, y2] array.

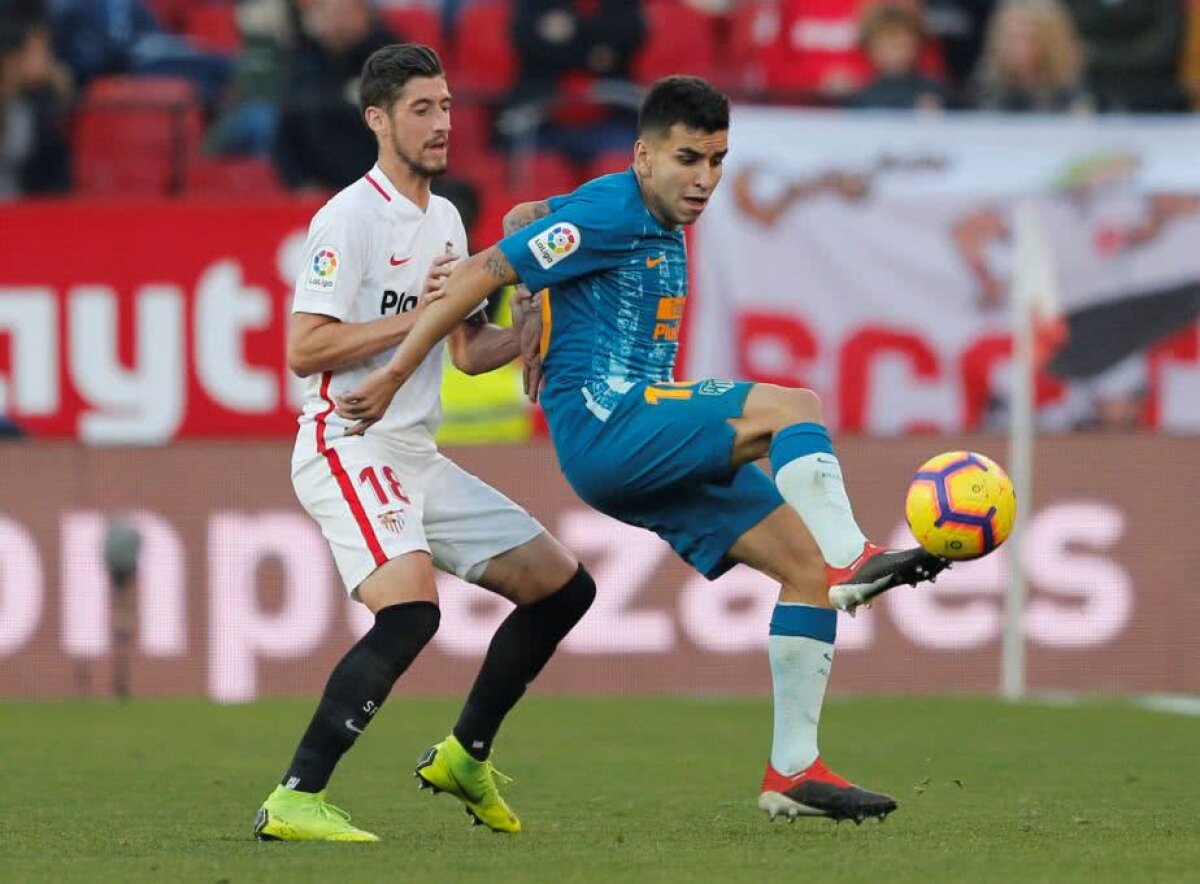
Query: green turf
[[1, 696, 1196, 883]]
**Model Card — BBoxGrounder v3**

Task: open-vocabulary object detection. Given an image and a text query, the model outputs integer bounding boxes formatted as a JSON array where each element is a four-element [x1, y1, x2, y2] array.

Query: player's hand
[[422, 252, 458, 305], [523, 354, 545, 404], [335, 368, 404, 436], [512, 286, 546, 402]]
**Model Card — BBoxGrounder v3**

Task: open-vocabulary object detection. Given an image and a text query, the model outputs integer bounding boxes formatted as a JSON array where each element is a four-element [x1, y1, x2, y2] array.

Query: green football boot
[[414, 735, 521, 833], [253, 785, 379, 842]]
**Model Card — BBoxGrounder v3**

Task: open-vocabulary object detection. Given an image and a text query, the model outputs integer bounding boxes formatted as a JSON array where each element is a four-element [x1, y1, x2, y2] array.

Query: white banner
[[690, 111, 1200, 433]]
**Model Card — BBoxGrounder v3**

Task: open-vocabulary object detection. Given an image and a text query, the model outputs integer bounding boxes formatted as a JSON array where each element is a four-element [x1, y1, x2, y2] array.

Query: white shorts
[[292, 432, 544, 593]]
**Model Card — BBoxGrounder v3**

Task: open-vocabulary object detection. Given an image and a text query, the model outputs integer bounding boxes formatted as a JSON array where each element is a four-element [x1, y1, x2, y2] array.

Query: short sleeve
[[496, 193, 625, 292], [291, 203, 370, 320]]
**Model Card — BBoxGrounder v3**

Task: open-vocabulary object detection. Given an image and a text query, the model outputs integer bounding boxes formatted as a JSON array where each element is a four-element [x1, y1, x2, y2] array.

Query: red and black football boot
[[758, 758, 898, 824], [826, 541, 949, 615]]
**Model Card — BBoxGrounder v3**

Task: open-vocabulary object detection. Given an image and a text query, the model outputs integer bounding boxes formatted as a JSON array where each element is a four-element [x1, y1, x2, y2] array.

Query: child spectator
[[855, 3, 950, 108]]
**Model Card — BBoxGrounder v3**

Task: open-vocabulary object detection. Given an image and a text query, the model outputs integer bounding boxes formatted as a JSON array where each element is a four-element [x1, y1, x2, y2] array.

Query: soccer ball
[[905, 451, 1016, 561]]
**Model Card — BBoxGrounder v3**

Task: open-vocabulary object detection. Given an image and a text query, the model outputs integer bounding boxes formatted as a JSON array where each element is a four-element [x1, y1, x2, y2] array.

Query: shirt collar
[[364, 164, 426, 216]]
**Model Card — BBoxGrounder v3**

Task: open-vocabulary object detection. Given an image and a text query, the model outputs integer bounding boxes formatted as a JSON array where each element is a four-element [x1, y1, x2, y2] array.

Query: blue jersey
[[497, 170, 688, 424], [499, 170, 784, 580]]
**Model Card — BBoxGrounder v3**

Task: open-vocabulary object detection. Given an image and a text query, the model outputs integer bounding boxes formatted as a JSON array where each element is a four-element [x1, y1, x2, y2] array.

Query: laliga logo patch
[[528, 222, 581, 270], [305, 246, 340, 292]]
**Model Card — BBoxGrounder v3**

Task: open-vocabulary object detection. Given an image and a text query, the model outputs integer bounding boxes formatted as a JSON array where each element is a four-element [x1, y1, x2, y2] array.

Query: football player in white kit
[[253, 44, 595, 842]]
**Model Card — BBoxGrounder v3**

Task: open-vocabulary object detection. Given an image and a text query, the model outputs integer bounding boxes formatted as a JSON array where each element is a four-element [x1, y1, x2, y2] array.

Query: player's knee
[[360, 600, 441, 675], [410, 602, 442, 645], [539, 564, 596, 621], [780, 386, 822, 424], [375, 600, 441, 648], [754, 384, 823, 430]]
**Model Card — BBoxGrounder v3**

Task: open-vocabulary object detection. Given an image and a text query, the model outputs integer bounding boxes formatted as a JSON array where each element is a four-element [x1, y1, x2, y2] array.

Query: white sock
[[774, 453, 868, 568], [769, 626, 834, 775]]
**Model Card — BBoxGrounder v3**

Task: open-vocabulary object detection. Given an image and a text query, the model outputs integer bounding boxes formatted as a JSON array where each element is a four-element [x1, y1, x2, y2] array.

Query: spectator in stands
[[1184, 0, 1200, 108], [854, 3, 950, 108], [205, 0, 305, 156], [0, 1, 71, 199], [1061, 0, 1187, 112], [49, 0, 231, 105], [971, 0, 1092, 112], [923, 0, 995, 88], [273, 0, 396, 190], [501, 0, 646, 167], [758, 0, 945, 101]]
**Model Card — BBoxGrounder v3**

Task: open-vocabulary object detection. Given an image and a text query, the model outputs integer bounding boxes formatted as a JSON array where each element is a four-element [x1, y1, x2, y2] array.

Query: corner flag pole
[[1003, 199, 1053, 700]]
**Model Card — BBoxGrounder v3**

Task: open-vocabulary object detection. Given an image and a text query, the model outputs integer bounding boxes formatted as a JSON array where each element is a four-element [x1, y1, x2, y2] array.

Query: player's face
[[636, 124, 729, 227], [378, 75, 452, 178]]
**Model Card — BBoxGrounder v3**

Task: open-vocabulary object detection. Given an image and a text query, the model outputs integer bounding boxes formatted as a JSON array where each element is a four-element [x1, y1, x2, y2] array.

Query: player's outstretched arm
[[335, 246, 519, 433], [287, 312, 425, 378], [501, 202, 553, 401], [389, 245, 518, 380], [287, 253, 459, 377], [447, 312, 521, 376], [502, 201, 551, 236]]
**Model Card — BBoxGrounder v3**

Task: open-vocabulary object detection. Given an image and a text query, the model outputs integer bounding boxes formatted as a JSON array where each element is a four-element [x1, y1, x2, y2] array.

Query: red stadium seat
[[456, 150, 509, 193], [380, 6, 444, 55], [508, 150, 579, 202], [587, 149, 633, 180], [449, 101, 492, 164], [448, 0, 517, 99], [74, 76, 204, 196], [143, 0, 192, 32], [473, 182, 515, 246], [634, 0, 718, 84], [184, 3, 242, 54], [454, 150, 510, 243], [457, 150, 581, 244], [185, 156, 286, 197], [720, 0, 772, 94]]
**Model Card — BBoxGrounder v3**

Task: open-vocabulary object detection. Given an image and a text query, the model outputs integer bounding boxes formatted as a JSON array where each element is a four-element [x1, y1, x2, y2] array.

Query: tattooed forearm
[[502, 201, 551, 236], [483, 246, 515, 282]]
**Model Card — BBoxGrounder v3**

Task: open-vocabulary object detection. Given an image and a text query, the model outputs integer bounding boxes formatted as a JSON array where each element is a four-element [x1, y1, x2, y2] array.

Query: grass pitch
[[2, 696, 1196, 883]]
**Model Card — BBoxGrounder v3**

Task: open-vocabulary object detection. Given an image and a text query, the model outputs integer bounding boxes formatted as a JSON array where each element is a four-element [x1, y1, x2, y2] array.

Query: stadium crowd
[[2, 0, 1199, 211]]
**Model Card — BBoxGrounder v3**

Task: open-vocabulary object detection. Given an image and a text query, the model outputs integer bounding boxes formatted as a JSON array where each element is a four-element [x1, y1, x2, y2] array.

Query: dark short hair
[[637, 76, 730, 138], [0, 0, 45, 56], [359, 43, 444, 115], [860, 3, 925, 46]]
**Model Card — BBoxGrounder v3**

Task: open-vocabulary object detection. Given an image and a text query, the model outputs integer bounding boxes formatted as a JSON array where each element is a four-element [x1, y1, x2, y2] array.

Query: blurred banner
[[1, 439, 1196, 700], [6, 115, 1200, 444], [0, 200, 316, 443], [690, 111, 1200, 434]]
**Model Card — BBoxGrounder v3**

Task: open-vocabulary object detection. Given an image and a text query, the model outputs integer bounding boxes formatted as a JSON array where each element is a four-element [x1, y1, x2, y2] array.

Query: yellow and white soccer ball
[[905, 451, 1017, 561]]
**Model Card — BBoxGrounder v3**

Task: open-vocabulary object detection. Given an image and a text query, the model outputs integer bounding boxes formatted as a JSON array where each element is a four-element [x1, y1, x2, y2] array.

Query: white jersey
[[291, 163, 478, 451]]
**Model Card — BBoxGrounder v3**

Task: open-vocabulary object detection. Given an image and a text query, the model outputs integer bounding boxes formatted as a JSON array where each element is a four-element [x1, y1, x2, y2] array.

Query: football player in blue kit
[[337, 76, 948, 824]]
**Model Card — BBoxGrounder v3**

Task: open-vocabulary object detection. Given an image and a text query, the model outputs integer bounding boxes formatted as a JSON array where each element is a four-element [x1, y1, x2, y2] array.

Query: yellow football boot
[[414, 735, 521, 833], [253, 785, 379, 842]]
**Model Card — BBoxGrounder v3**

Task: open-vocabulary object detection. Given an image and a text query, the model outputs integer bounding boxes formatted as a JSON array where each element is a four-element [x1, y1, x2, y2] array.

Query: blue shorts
[[554, 380, 785, 579]]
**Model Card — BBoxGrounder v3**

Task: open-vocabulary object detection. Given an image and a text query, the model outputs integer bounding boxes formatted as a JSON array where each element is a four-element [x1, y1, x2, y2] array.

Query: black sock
[[281, 601, 440, 792], [454, 565, 595, 760]]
